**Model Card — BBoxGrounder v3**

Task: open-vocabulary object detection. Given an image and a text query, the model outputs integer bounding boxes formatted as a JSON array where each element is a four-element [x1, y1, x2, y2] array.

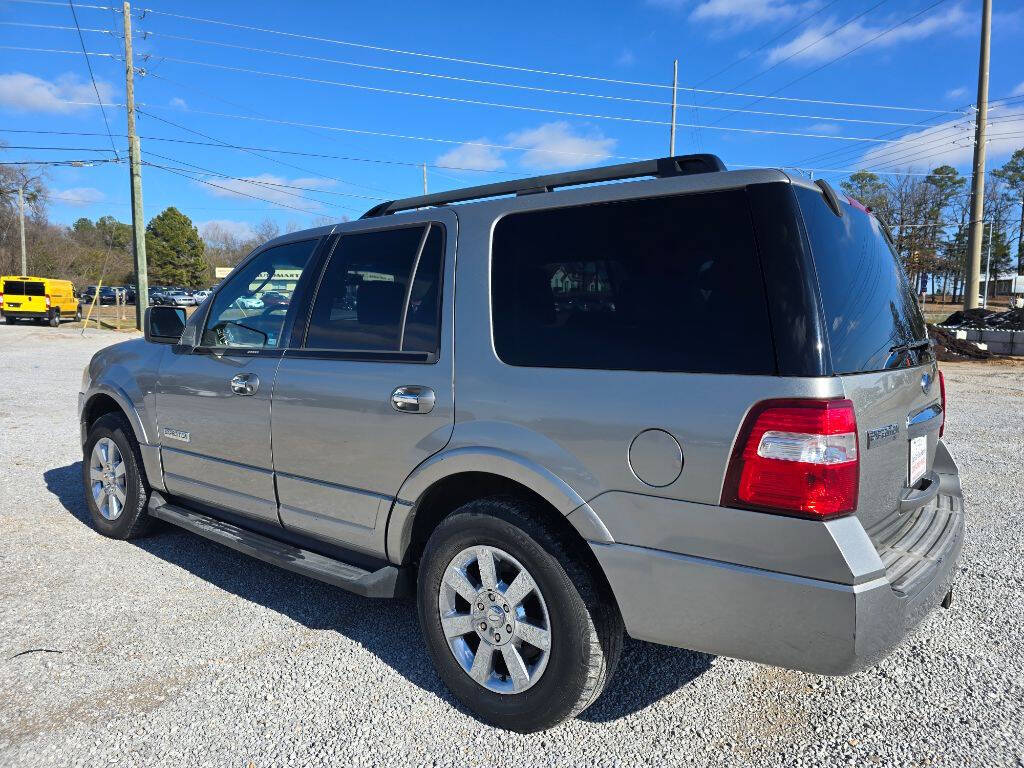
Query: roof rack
[[361, 153, 727, 218]]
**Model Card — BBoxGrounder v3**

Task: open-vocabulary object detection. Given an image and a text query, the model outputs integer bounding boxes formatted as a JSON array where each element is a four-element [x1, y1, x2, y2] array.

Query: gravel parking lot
[[1, 323, 1022, 767]]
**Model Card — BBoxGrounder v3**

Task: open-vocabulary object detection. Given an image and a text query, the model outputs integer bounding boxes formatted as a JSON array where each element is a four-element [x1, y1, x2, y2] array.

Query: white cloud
[[169, 96, 187, 109], [0, 72, 113, 114], [1012, 81, 1024, 97], [691, 0, 817, 27], [51, 187, 106, 206], [765, 5, 967, 65], [436, 140, 507, 171], [858, 105, 1024, 170], [616, 49, 636, 66], [507, 122, 616, 170], [198, 219, 256, 242], [806, 122, 841, 135], [198, 174, 335, 208], [946, 86, 968, 100]]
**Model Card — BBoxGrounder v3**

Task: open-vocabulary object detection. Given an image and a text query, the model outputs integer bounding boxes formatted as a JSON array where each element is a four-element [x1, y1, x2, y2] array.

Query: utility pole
[[17, 184, 26, 275], [983, 220, 993, 309], [965, 0, 992, 310], [123, 1, 148, 330], [669, 59, 678, 156], [422, 163, 428, 195]]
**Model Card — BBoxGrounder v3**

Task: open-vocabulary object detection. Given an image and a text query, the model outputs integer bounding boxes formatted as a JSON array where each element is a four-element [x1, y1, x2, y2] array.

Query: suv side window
[[304, 224, 444, 356], [491, 190, 775, 374], [201, 239, 317, 349]]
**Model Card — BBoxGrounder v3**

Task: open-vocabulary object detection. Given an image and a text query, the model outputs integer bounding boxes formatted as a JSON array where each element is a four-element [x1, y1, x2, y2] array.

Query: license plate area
[[909, 435, 927, 485]]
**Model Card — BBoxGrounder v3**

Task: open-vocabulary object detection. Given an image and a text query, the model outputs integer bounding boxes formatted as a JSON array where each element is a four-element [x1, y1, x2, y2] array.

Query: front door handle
[[230, 373, 260, 396], [391, 385, 435, 414]]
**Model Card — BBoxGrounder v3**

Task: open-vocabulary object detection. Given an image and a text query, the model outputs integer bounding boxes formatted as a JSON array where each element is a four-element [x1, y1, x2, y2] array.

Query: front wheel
[[82, 413, 154, 539], [417, 497, 623, 732], [75, 305, 83, 321]]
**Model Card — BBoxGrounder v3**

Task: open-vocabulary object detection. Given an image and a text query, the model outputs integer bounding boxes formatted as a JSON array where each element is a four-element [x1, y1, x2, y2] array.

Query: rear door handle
[[391, 385, 435, 414], [230, 373, 260, 396]]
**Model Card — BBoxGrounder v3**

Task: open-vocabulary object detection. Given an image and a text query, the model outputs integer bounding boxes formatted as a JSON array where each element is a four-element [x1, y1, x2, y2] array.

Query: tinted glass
[[201, 239, 317, 349], [491, 191, 775, 374], [3, 280, 44, 296], [795, 186, 928, 373], [149, 306, 186, 339], [305, 224, 443, 353]]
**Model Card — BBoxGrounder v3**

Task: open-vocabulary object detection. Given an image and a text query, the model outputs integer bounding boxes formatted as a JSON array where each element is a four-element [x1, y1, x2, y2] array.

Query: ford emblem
[[920, 372, 932, 394]]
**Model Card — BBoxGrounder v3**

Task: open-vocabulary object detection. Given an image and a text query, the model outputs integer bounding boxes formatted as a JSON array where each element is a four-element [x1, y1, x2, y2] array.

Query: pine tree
[[145, 207, 207, 287]]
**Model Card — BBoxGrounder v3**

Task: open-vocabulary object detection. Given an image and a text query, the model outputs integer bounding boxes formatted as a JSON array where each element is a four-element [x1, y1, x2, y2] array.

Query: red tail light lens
[[722, 398, 859, 520], [938, 369, 946, 438], [45, 294, 51, 308]]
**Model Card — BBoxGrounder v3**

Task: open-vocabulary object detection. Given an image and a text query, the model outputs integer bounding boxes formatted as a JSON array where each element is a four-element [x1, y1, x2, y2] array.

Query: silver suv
[[79, 155, 963, 732]]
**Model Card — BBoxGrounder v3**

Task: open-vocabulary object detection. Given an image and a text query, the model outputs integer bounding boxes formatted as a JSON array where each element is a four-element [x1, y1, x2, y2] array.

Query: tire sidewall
[[49, 310, 60, 327], [82, 415, 147, 538], [417, 504, 594, 731]]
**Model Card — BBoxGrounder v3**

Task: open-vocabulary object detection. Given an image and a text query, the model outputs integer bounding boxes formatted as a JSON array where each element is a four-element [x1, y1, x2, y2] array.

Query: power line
[[67, 0, 120, 160], [147, 162, 325, 216], [708, 0, 954, 129], [694, 0, 844, 86]]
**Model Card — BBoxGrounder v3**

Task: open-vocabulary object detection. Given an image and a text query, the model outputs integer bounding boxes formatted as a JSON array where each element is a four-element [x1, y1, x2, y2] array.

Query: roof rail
[[361, 153, 727, 218]]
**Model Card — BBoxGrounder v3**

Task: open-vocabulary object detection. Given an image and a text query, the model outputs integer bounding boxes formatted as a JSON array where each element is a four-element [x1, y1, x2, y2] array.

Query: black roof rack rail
[[361, 153, 727, 218]]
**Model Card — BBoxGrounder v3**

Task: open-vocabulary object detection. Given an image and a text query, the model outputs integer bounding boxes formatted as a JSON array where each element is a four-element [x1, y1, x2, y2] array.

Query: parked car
[[2, 275, 81, 326], [192, 289, 211, 304], [161, 290, 196, 307], [78, 155, 963, 733], [233, 295, 264, 310]]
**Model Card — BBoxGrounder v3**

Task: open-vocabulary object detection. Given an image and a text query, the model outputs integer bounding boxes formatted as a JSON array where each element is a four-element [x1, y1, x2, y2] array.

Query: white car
[[234, 296, 264, 310], [193, 290, 212, 304]]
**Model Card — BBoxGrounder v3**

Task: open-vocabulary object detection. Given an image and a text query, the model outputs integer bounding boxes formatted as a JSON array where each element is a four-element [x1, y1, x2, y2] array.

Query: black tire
[[48, 309, 60, 327], [417, 497, 623, 732], [4, 316, 14, 324], [75, 305, 83, 321], [82, 412, 155, 539]]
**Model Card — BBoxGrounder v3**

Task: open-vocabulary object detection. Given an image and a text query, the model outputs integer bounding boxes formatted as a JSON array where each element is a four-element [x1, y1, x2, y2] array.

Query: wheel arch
[[386, 447, 615, 569], [81, 386, 148, 445]]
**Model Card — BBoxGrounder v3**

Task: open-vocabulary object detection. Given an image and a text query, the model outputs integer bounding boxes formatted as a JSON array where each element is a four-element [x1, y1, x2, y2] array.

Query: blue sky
[[2, 0, 1023, 240]]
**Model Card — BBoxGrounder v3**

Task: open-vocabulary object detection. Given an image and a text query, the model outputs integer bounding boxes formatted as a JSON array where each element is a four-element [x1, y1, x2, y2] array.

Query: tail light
[[721, 398, 859, 520], [938, 369, 946, 438], [45, 294, 51, 308]]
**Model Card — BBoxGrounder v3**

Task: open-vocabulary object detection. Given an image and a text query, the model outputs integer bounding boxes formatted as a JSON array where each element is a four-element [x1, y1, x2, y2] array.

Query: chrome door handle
[[230, 373, 260, 396], [391, 385, 435, 414]]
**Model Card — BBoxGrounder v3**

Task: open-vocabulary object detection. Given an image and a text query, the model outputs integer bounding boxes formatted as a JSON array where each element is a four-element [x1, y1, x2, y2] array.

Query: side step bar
[[148, 496, 401, 598]]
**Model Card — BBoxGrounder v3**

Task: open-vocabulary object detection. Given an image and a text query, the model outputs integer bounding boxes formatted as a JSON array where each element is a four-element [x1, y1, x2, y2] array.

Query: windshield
[[795, 186, 928, 373]]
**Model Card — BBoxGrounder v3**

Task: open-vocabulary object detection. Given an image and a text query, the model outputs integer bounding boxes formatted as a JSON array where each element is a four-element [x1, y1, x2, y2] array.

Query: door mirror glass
[[145, 305, 186, 344]]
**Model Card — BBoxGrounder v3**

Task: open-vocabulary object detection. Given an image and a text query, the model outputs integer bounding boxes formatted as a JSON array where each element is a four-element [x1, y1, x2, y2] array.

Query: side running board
[[147, 496, 401, 598]]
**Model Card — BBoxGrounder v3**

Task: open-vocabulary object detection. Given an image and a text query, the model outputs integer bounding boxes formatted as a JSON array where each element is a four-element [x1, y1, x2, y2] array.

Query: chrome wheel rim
[[89, 437, 127, 521], [439, 545, 552, 694]]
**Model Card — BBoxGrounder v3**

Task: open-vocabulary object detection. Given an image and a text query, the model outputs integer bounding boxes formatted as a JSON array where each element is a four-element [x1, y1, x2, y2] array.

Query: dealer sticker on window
[[909, 435, 927, 485]]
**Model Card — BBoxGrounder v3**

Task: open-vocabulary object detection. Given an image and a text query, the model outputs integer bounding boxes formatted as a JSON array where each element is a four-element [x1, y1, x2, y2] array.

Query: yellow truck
[[1, 276, 82, 327]]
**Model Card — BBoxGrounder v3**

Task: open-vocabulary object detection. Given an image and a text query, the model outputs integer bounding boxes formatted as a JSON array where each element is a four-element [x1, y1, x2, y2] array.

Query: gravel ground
[[1, 323, 1022, 767]]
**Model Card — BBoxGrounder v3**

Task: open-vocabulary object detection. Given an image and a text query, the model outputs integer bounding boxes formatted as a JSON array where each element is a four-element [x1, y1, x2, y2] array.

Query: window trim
[[193, 236, 324, 355], [296, 221, 446, 364]]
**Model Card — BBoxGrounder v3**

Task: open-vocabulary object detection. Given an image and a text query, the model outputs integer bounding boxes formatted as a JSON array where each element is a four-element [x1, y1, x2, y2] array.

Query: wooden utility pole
[[669, 59, 678, 156], [965, 0, 992, 310], [17, 184, 26, 275], [123, 1, 148, 329]]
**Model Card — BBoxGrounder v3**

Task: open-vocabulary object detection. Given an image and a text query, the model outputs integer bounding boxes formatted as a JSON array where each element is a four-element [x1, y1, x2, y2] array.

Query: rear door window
[[304, 224, 444, 355], [794, 186, 928, 373], [490, 190, 775, 374], [3, 280, 44, 296]]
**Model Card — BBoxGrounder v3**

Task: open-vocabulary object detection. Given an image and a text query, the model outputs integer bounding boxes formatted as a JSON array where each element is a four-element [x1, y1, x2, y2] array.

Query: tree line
[[839, 149, 1024, 303]]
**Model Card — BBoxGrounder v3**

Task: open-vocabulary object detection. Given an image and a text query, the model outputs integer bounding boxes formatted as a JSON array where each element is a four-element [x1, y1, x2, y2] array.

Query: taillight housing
[[938, 369, 946, 438], [722, 398, 859, 520], [45, 294, 51, 308]]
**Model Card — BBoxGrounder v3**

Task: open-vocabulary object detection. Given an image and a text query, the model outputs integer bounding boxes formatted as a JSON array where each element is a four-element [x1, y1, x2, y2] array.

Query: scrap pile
[[939, 307, 1024, 330], [928, 325, 993, 361]]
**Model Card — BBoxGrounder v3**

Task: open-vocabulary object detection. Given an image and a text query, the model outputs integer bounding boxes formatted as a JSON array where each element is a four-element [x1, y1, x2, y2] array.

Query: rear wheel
[[4, 316, 14, 324], [417, 497, 623, 732], [82, 412, 154, 539], [48, 309, 60, 327]]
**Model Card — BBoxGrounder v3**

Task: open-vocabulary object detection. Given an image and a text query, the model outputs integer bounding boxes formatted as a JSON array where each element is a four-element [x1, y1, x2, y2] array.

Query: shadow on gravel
[[44, 461, 710, 724]]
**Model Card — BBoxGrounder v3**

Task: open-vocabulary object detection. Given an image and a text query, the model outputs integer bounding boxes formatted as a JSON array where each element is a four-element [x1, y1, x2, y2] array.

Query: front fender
[[81, 382, 150, 446]]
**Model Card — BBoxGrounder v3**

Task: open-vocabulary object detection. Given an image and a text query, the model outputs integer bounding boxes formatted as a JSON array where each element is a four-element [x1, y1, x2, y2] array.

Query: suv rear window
[[795, 186, 928, 373], [491, 191, 775, 374], [3, 280, 44, 296]]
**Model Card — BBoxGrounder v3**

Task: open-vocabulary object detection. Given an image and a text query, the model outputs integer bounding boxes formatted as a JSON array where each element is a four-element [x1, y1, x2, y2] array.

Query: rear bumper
[[589, 446, 964, 675], [2, 309, 48, 319]]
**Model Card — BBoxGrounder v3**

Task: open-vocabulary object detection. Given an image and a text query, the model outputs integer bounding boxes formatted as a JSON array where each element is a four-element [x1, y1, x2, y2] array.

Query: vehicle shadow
[[44, 461, 710, 724]]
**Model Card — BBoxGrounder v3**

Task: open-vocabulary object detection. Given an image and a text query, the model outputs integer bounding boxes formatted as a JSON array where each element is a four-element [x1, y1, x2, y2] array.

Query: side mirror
[[144, 305, 186, 344]]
